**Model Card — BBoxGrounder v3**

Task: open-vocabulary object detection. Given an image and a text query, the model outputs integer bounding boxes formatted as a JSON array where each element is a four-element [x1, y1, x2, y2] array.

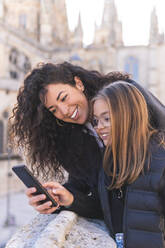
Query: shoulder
[[149, 141, 165, 170], [150, 136, 165, 155], [125, 78, 141, 89]]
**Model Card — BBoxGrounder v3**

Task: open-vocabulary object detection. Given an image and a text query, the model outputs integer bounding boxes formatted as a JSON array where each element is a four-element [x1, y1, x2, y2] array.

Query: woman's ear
[[74, 76, 84, 92]]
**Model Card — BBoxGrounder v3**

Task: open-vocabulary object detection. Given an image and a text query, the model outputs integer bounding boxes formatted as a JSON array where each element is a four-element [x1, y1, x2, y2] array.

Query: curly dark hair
[[9, 61, 130, 180]]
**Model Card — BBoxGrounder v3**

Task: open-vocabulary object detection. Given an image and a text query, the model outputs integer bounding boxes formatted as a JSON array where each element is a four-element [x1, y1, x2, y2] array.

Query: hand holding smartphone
[[12, 165, 58, 207]]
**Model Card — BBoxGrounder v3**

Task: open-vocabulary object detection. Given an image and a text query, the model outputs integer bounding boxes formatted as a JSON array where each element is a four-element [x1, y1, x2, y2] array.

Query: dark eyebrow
[[47, 91, 65, 110], [57, 91, 65, 101]]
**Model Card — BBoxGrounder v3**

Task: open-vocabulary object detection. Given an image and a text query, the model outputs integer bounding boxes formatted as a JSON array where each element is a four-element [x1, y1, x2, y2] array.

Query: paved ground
[[0, 191, 36, 247]]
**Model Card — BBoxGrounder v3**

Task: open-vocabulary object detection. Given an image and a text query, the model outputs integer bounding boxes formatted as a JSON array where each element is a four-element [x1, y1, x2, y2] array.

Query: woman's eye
[[92, 119, 98, 127], [104, 117, 110, 122], [61, 95, 67, 102], [52, 109, 56, 114]]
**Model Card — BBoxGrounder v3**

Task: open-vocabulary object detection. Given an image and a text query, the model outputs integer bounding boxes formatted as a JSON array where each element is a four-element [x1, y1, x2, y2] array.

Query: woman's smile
[[70, 106, 78, 120], [45, 82, 89, 124]]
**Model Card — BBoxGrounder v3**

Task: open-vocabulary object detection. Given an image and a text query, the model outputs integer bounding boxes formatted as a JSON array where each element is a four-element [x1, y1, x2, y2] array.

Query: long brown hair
[[94, 81, 162, 189]]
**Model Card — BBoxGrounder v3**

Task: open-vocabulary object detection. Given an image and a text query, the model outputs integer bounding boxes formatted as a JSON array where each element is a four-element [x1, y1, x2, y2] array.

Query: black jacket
[[66, 142, 165, 248], [99, 142, 165, 248]]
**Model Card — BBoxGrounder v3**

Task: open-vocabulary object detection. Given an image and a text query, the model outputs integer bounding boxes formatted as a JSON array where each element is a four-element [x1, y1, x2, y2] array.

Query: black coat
[[99, 142, 165, 248], [65, 142, 165, 248]]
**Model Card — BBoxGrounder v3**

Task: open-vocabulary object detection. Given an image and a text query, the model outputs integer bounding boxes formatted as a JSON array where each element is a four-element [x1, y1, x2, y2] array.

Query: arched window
[[124, 56, 139, 82], [9, 48, 18, 65], [9, 48, 19, 79], [9, 48, 31, 79], [23, 56, 31, 73], [0, 120, 4, 154]]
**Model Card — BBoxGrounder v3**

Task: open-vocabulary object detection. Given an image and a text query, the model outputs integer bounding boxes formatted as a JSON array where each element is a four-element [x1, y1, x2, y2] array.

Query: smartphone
[[12, 164, 58, 207]]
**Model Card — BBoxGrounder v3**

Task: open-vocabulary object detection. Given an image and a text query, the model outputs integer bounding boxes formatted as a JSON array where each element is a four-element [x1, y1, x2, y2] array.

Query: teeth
[[71, 107, 78, 119], [101, 134, 108, 137]]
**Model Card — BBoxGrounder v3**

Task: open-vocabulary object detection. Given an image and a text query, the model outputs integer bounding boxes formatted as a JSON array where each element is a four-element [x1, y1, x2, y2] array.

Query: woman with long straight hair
[[90, 82, 165, 247]]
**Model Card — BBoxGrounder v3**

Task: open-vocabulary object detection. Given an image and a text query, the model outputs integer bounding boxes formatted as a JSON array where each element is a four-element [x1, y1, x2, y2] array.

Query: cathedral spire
[[93, 0, 123, 47], [101, 0, 117, 28], [40, 0, 54, 45], [53, 0, 70, 45], [149, 7, 164, 45], [73, 12, 83, 48], [40, 0, 70, 46]]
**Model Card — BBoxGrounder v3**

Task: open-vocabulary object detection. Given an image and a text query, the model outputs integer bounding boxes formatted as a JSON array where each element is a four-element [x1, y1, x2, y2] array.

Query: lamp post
[[4, 147, 16, 227], [2, 110, 16, 227]]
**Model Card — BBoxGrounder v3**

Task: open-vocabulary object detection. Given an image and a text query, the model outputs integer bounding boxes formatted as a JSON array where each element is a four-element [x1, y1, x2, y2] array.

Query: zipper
[[98, 169, 115, 237], [122, 186, 129, 247]]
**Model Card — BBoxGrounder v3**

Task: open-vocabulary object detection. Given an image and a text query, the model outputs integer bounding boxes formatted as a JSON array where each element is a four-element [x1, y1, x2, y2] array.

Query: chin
[[103, 139, 111, 147], [77, 119, 85, 125], [103, 141, 108, 146], [78, 116, 88, 125]]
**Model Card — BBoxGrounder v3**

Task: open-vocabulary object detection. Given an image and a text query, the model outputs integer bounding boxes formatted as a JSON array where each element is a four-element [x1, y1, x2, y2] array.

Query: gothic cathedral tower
[[94, 0, 123, 47], [40, 0, 71, 46]]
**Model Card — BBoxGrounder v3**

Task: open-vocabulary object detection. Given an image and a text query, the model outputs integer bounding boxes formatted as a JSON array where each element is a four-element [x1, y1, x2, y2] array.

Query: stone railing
[[6, 211, 116, 248]]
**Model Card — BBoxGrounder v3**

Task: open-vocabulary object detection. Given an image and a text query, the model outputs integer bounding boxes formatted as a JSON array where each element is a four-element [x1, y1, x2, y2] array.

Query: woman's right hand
[[25, 187, 59, 214], [25, 182, 74, 214]]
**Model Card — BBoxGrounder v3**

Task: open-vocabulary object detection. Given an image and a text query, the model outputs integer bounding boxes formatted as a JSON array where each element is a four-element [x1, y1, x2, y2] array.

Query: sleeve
[[61, 175, 104, 219], [54, 131, 104, 218], [127, 79, 165, 130]]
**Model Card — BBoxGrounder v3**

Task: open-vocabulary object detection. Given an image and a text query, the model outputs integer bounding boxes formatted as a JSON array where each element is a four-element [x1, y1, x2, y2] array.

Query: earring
[[56, 119, 64, 127], [78, 83, 84, 92]]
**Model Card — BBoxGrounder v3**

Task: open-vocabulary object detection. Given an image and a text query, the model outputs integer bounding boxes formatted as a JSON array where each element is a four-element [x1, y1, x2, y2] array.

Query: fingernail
[[52, 189, 56, 194], [48, 201, 52, 206], [41, 194, 46, 199]]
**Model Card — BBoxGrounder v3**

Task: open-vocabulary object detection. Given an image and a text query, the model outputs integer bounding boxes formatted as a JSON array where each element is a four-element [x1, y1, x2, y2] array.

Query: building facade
[[0, 0, 164, 187]]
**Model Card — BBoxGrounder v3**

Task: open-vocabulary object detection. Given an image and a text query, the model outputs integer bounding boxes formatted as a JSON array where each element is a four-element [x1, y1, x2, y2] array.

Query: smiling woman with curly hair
[[9, 61, 165, 216]]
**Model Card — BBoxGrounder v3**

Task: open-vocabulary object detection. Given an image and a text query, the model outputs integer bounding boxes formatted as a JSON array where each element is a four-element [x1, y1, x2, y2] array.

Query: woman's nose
[[59, 104, 69, 116], [97, 120, 104, 129]]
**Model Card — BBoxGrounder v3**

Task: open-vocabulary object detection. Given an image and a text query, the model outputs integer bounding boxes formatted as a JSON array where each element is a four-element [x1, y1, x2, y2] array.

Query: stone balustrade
[[6, 211, 116, 248]]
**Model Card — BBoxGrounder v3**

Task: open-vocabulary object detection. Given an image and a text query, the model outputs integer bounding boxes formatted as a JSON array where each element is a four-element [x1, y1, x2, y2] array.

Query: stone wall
[[6, 211, 117, 248]]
